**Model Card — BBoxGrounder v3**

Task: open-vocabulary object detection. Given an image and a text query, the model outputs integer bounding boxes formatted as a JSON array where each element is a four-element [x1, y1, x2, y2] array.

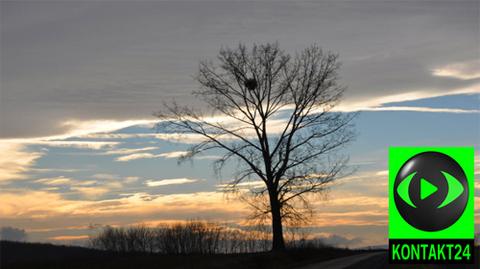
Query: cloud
[[153, 133, 212, 144], [0, 136, 118, 185], [91, 173, 137, 184], [0, 168, 391, 245], [375, 170, 388, 176], [33, 140, 118, 150], [71, 187, 111, 199], [0, 120, 156, 169], [82, 132, 211, 144], [103, 147, 158, 155], [1, 138, 118, 150], [313, 233, 363, 248], [0, 189, 254, 244], [432, 60, 480, 80], [116, 153, 159, 162], [216, 180, 265, 191], [194, 155, 221, 160], [359, 106, 480, 114], [0, 143, 42, 182], [311, 210, 388, 227], [0, 227, 28, 241], [35, 176, 73, 186], [0, 190, 247, 224], [146, 178, 199, 187], [30, 168, 82, 173], [2, 1, 478, 140], [157, 151, 189, 159], [115, 151, 192, 162], [115, 150, 205, 161], [35, 175, 107, 189], [335, 84, 480, 113], [85, 133, 232, 144], [48, 235, 89, 241], [33, 173, 127, 198], [92, 173, 117, 180], [60, 119, 157, 139], [125, 176, 140, 183]]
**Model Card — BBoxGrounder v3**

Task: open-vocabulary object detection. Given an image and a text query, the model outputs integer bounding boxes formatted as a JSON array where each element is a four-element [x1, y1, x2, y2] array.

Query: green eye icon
[[393, 151, 469, 231], [389, 147, 475, 264], [396, 171, 464, 209]]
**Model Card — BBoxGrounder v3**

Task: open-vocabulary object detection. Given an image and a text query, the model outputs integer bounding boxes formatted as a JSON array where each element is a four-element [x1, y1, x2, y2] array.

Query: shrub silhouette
[[90, 221, 334, 254]]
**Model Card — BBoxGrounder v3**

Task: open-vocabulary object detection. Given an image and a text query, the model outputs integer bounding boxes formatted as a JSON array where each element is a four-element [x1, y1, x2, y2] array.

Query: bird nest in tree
[[244, 78, 258, 91]]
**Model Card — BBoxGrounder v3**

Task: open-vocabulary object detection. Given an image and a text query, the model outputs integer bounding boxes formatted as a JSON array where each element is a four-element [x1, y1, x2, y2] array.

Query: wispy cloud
[[35, 141, 118, 150], [1, 139, 118, 150], [48, 235, 90, 241], [102, 147, 158, 155], [30, 168, 82, 173], [34, 174, 127, 198], [83, 133, 213, 144], [89, 173, 136, 185], [146, 178, 199, 187], [116, 153, 160, 162], [0, 168, 399, 245], [61, 119, 157, 139], [216, 180, 265, 190], [38, 178, 98, 188], [359, 106, 480, 114], [0, 119, 156, 158], [157, 151, 189, 159], [0, 143, 43, 182], [375, 170, 388, 176], [0, 121, 145, 184], [312, 233, 364, 247], [115, 150, 190, 161], [335, 84, 480, 112], [92, 173, 122, 181], [432, 60, 480, 80], [71, 186, 111, 199], [35, 176, 73, 186], [153, 133, 212, 144], [0, 190, 246, 221], [124, 176, 140, 183]]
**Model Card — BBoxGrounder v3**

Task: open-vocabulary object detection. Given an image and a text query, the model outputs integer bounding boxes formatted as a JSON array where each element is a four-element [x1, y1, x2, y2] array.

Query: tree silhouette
[[156, 43, 356, 251]]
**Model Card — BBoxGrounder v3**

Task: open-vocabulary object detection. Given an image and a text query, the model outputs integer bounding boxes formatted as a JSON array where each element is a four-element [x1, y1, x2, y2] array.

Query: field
[[0, 240, 365, 269], [2, 241, 479, 268]]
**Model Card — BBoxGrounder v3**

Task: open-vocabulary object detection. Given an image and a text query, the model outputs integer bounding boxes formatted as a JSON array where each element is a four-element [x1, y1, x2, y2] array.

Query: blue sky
[[0, 1, 478, 247], [1, 93, 478, 247]]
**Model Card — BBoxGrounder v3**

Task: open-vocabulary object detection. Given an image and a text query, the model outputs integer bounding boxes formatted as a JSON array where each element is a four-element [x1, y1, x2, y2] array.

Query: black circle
[[394, 151, 468, 231]]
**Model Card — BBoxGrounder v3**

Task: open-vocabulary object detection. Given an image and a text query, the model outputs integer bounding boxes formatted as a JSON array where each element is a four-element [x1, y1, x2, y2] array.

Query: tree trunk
[[269, 189, 285, 251]]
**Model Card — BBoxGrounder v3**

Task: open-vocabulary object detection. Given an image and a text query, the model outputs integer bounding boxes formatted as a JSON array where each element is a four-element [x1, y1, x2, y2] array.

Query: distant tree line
[[0, 227, 27, 242], [89, 221, 328, 254]]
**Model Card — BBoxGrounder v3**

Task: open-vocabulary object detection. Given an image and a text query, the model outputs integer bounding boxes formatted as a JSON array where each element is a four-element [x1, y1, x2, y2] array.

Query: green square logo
[[389, 147, 474, 239]]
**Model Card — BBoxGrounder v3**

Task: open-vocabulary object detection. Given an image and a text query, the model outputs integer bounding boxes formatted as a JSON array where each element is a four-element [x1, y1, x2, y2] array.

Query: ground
[[0, 241, 362, 269], [1, 241, 478, 269]]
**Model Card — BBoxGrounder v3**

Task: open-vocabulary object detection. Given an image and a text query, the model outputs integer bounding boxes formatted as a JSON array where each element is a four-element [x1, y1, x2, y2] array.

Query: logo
[[389, 147, 474, 264], [394, 151, 468, 231]]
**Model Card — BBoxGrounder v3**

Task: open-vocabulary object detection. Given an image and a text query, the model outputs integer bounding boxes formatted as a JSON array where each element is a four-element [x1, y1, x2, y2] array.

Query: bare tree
[[156, 43, 356, 251]]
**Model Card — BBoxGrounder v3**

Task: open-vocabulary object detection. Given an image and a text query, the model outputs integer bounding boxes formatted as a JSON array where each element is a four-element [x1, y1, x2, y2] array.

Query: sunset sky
[[1, 1, 479, 248]]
